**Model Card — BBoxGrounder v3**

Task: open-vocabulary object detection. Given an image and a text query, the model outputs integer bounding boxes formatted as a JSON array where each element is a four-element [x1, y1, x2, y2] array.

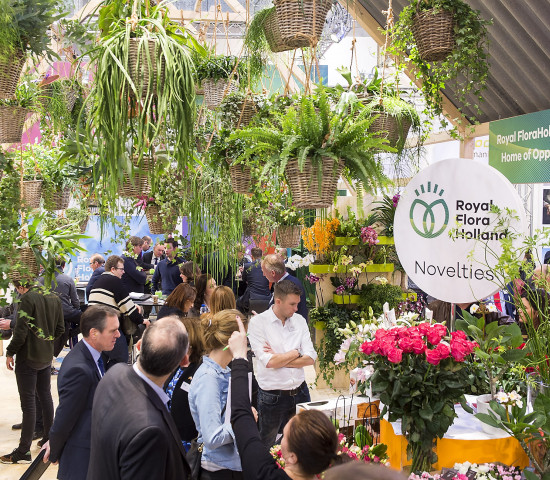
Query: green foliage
[[456, 310, 526, 398], [388, 0, 491, 128], [243, 8, 272, 85], [358, 282, 403, 316], [81, 0, 199, 213], [335, 207, 377, 238], [310, 302, 363, 385], [372, 194, 398, 236], [195, 52, 246, 85], [219, 91, 266, 129], [0, 77, 41, 109], [230, 90, 393, 193], [0, 0, 65, 60]]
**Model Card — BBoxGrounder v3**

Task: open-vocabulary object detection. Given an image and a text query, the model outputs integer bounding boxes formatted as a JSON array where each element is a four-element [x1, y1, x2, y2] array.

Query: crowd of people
[[0, 236, 388, 480]]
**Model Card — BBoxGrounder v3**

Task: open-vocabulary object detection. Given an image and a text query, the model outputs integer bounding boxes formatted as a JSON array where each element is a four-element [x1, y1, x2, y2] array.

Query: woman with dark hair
[[157, 283, 197, 319], [189, 273, 216, 317], [324, 463, 406, 480], [164, 316, 206, 451], [227, 318, 340, 480], [180, 261, 201, 286]]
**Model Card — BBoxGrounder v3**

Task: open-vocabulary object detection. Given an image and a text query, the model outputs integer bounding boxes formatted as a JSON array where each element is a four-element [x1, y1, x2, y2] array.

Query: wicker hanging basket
[[233, 98, 258, 128], [277, 225, 303, 248], [145, 204, 177, 234], [202, 78, 238, 110], [9, 246, 40, 283], [63, 84, 79, 112], [0, 106, 30, 144], [79, 216, 89, 234], [45, 187, 72, 210], [368, 112, 413, 149], [21, 180, 43, 209], [264, 9, 292, 53], [119, 157, 153, 198], [285, 157, 343, 209], [0, 51, 25, 99], [411, 8, 455, 62], [128, 38, 165, 98], [228, 165, 252, 194], [273, 0, 332, 49]]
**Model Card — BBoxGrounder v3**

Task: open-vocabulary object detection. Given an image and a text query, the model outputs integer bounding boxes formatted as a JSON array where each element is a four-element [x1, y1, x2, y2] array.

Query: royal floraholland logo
[[409, 182, 449, 239]]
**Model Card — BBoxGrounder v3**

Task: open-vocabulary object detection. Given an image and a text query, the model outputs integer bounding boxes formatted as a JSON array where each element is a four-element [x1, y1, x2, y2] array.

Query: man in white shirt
[[248, 279, 317, 447]]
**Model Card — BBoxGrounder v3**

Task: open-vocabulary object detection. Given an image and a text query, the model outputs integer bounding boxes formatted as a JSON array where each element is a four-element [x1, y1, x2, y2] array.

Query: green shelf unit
[[333, 236, 394, 246], [333, 294, 361, 305], [309, 264, 394, 274], [402, 292, 418, 301]]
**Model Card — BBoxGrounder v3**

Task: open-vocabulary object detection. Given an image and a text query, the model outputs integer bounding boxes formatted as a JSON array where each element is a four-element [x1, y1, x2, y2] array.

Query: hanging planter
[[219, 92, 264, 130], [202, 78, 238, 110], [273, 0, 333, 49], [119, 157, 153, 198], [411, 8, 455, 62], [368, 112, 412, 150], [0, 106, 30, 144], [0, 51, 25, 99], [9, 246, 40, 282], [264, 9, 291, 53], [285, 157, 343, 209], [277, 225, 303, 248], [46, 187, 72, 211], [145, 204, 176, 234], [228, 164, 252, 194], [128, 38, 165, 98], [21, 180, 43, 209]]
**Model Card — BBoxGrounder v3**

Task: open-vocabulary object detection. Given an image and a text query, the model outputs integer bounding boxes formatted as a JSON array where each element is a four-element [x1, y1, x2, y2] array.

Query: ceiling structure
[[351, 0, 550, 128]]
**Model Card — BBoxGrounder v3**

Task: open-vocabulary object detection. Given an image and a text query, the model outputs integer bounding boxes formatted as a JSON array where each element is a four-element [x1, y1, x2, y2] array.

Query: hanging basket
[[285, 157, 343, 209], [0, 106, 30, 144], [202, 78, 238, 110], [9, 246, 40, 283], [79, 216, 89, 234], [228, 165, 252, 194], [128, 38, 165, 98], [264, 9, 292, 53], [62, 84, 79, 112], [411, 8, 455, 62], [0, 51, 25, 99], [273, 0, 333, 49], [21, 180, 43, 209], [277, 225, 303, 248], [119, 157, 153, 198], [233, 98, 258, 128], [145, 204, 176, 234], [368, 112, 413, 149], [44, 187, 71, 210]]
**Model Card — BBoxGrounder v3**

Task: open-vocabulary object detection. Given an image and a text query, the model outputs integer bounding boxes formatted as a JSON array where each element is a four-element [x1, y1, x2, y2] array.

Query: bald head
[[261, 253, 286, 282], [139, 317, 188, 377]]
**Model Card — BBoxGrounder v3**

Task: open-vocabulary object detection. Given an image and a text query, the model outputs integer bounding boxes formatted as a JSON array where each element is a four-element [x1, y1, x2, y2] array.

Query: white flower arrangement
[[285, 253, 314, 271], [495, 390, 523, 408]]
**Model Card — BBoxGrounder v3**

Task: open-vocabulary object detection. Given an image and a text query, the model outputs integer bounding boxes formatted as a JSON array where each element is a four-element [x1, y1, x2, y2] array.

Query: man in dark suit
[[121, 236, 148, 293], [87, 317, 191, 480], [86, 254, 105, 299], [143, 243, 166, 269], [42, 305, 120, 479], [238, 248, 271, 313], [261, 254, 308, 320]]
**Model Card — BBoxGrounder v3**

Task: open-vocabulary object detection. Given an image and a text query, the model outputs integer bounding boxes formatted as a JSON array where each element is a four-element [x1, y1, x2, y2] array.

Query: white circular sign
[[394, 158, 527, 303]]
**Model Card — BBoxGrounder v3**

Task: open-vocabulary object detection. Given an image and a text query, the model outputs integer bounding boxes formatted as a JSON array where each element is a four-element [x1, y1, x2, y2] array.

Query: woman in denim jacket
[[189, 309, 249, 480]]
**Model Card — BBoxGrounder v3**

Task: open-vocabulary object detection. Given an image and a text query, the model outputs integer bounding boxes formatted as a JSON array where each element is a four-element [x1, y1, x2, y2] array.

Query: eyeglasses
[[115, 267, 125, 271]]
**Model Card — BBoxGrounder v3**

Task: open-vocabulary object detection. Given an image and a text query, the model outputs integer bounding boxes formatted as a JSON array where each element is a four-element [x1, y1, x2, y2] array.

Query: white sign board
[[394, 158, 527, 303]]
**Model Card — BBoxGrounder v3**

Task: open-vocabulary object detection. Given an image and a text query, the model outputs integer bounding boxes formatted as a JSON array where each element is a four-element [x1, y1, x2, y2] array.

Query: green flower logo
[[409, 182, 449, 239]]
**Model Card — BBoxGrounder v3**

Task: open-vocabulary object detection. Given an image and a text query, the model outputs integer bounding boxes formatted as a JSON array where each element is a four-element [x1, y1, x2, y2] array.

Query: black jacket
[[88, 363, 190, 480], [121, 255, 147, 294], [49, 340, 101, 480]]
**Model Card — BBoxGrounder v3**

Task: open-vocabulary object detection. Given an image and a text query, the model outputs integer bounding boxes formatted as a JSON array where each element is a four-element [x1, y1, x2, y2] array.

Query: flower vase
[[476, 394, 505, 436]]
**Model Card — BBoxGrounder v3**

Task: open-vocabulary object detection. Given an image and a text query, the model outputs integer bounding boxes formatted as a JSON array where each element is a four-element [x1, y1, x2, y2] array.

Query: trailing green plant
[[81, 0, 203, 211], [323, 67, 385, 104], [0, 0, 65, 61], [219, 91, 266, 129], [388, 0, 491, 129], [230, 90, 394, 193], [310, 302, 364, 385], [0, 77, 41, 109], [358, 281, 403, 316], [243, 7, 272, 84], [195, 52, 246, 86]]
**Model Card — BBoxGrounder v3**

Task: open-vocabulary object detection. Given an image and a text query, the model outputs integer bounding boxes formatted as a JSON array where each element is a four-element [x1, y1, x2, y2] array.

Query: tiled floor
[[0, 343, 346, 480]]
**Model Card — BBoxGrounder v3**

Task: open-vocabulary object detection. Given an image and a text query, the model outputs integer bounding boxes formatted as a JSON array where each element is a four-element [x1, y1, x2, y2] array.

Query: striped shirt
[[88, 272, 143, 325]]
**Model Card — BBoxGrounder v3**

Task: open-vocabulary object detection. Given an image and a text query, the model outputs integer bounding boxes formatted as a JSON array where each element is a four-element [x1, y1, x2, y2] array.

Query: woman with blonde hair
[[164, 316, 205, 450], [188, 309, 248, 480], [210, 286, 237, 315]]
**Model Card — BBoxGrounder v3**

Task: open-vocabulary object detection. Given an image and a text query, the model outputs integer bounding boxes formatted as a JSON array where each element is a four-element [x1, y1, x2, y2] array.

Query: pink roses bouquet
[[362, 323, 477, 473]]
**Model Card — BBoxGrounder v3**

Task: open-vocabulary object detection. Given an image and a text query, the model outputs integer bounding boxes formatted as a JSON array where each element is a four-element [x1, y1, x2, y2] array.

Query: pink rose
[[451, 330, 467, 341], [360, 341, 376, 355], [411, 337, 427, 354], [425, 347, 443, 365], [450, 338, 477, 362], [434, 342, 450, 360], [386, 348, 403, 363], [417, 323, 432, 336], [398, 336, 414, 353]]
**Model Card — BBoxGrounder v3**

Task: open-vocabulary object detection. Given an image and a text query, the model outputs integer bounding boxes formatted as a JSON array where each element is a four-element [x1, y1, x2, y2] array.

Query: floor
[[0, 341, 345, 480]]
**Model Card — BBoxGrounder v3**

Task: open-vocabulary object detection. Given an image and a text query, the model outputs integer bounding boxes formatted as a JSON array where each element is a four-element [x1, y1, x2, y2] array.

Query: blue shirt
[[151, 258, 184, 296], [188, 356, 241, 471], [82, 338, 103, 377]]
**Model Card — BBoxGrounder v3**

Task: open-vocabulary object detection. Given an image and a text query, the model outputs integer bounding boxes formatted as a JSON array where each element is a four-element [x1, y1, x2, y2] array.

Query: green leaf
[[419, 407, 433, 422], [475, 413, 502, 429]]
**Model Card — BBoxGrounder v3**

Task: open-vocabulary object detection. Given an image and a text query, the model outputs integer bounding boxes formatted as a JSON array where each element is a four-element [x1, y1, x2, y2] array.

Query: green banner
[[489, 109, 550, 183]]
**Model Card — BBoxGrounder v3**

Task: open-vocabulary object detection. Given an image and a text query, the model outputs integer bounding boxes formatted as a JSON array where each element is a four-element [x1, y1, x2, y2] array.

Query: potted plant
[[389, 0, 490, 126], [0, 0, 63, 98], [81, 0, 202, 207], [231, 90, 393, 209], [219, 91, 266, 129], [273, 199, 303, 248], [0, 78, 40, 144], [195, 53, 244, 110]]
